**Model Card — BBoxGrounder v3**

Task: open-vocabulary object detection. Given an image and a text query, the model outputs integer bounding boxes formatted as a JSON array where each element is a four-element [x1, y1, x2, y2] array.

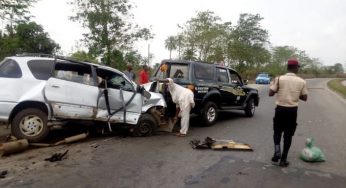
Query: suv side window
[[229, 70, 242, 85], [0, 59, 22, 78], [53, 61, 94, 86], [216, 68, 229, 83], [27, 60, 54, 80], [194, 63, 214, 81]]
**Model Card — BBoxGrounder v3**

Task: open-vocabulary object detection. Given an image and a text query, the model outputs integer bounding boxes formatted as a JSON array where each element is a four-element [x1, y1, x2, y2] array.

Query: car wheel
[[201, 101, 218, 126], [11, 108, 49, 142], [132, 113, 157, 137], [244, 98, 255, 117]]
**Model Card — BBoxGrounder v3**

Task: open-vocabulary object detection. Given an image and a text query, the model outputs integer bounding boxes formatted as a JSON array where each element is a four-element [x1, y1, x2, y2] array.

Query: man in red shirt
[[139, 65, 149, 84]]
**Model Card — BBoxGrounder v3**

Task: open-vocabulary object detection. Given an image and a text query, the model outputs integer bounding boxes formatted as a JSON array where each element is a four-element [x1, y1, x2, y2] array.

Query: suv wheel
[[201, 101, 218, 126], [132, 113, 157, 137], [244, 98, 255, 117], [11, 108, 49, 142]]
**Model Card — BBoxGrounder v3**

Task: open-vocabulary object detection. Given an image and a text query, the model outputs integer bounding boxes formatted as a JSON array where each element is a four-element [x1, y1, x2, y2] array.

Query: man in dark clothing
[[269, 58, 308, 167]]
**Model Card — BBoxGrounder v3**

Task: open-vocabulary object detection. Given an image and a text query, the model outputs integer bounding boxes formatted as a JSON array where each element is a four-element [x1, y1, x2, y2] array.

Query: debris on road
[[190, 137, 253, 151], [0, 133, 88, 157], [44, 150, 69, 162], [0, 139, 29, 156], [30, 133, 89, 147], [0, 170, 8, 179], [300, 138, 326, 162], [53, 133, 89, 146]]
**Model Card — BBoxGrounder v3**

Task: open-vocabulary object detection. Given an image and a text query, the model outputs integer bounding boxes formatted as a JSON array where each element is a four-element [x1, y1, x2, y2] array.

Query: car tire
[[11, 108, 49, 142], [244, 98, 255, 117], [132, 113, 157, 137], [201, 101, 218, 126]]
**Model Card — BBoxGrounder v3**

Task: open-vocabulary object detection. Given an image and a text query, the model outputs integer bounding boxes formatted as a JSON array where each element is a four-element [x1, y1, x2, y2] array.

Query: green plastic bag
[[300, 138, 326, 162]]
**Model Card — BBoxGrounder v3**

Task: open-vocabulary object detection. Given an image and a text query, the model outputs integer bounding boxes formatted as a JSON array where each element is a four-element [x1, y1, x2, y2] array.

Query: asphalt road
[[1, 78, 346, 188]]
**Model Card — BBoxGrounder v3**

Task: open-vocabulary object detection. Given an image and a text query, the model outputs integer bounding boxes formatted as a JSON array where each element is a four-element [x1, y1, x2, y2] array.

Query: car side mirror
[[243, 79, 248, 85], [121, 80, 125, 86]]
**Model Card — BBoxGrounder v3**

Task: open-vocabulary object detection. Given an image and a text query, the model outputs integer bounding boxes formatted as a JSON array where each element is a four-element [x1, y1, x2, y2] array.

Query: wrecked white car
[[0, 55, 167, 142]]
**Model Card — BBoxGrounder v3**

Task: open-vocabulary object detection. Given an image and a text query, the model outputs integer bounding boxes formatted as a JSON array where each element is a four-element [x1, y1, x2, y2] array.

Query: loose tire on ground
[[132, 113, 157, 137], [201, 101, 218, 126], [244, 98, 255, 117], [11, 108, 49, 142]]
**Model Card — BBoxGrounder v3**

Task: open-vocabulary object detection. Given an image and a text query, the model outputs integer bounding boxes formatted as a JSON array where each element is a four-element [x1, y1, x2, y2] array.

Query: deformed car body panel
[[44, 77, 99, 119], [142, 91, 167, 112]]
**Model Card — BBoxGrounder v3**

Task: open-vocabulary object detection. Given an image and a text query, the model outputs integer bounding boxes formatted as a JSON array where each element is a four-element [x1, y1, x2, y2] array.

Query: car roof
[[160, 59, 237, 72], [7, 55, 123, 75]]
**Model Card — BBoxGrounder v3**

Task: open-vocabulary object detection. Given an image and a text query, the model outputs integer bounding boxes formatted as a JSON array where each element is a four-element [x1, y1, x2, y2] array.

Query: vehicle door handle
[[51, 85, 60, 88]]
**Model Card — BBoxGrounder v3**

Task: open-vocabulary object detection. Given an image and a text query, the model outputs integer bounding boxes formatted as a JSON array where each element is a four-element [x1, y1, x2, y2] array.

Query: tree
[[15, 22, 59, 54], [70, 0, 152, 67], [0, 21, 59, 60], [176, 34, 184, 59], [334, 63, 344, 73], [227, 13, 269, 72], [179, 11, 230, 62], [0, 0, 37, 36], [183, 49, 197, 61], [164, 36, 177, 59], [70, 50, 98, 64]]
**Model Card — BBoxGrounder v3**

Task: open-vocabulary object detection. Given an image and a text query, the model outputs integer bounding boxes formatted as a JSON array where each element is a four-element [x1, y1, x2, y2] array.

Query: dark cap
[[287, 58, 300, 67]]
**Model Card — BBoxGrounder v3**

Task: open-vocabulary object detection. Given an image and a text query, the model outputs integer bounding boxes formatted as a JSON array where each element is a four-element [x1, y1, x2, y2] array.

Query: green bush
[[327, 79, 346, 98]]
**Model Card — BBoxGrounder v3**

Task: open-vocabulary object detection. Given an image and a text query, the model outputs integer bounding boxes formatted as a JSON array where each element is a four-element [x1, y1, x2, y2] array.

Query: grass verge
[[327, 79, 346, 98]]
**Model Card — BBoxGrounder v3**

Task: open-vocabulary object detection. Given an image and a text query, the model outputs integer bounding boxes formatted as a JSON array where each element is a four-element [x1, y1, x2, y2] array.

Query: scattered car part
[[0, 170, 8, 178], [44, 150, 68, 162], [29, 133, 89, 147], [54, 133, 88, 146], [0, 139, 29, 156], [190, 137, 253, 151]]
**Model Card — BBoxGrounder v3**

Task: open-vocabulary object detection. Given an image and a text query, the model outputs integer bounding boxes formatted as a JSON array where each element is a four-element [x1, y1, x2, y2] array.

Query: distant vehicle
[[255, 73, 271, 84], [0, 54, 167, 142], [148, 60, 260, 126]]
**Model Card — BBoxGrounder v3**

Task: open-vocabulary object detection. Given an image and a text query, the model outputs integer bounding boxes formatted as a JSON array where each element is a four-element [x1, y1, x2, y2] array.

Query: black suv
[[152, 60, 260, 126]]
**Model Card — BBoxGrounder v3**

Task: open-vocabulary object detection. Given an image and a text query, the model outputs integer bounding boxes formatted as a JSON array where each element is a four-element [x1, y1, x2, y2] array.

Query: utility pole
[[147, 44, 150, 66]]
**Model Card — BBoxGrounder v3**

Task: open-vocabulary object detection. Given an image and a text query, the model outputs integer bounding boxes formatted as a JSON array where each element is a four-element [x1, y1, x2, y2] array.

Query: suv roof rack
[[16, 53, 55, 58], [15, 53, 92, 65]]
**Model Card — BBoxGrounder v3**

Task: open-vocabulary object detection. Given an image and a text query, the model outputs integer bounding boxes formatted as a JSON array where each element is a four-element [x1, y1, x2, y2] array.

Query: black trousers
[[273, 105, 298, 160]]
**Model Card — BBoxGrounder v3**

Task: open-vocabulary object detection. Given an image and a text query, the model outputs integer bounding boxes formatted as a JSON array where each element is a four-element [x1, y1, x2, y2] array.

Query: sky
[[22, 0, 346, 66]]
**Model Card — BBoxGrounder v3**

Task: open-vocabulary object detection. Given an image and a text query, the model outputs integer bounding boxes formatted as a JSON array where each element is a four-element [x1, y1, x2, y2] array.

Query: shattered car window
[[97, 68, 134, 91], [53, 61, 94, 86]]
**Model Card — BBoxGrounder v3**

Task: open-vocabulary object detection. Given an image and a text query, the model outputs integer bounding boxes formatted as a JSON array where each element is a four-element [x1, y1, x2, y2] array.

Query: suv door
[[228, 69, 247, 106], [44, 61, 99, 119], [96, 68, 143, 124], [216, 67, 234, 106]]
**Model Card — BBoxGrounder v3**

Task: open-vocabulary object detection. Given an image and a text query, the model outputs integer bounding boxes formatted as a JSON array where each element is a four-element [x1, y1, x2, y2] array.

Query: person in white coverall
[[163, 78, 195, 136]]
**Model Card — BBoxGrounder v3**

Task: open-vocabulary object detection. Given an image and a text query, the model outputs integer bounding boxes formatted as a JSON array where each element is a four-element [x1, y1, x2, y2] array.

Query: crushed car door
[[44, 61, 99, 119], [96, 68, 143, 125]]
